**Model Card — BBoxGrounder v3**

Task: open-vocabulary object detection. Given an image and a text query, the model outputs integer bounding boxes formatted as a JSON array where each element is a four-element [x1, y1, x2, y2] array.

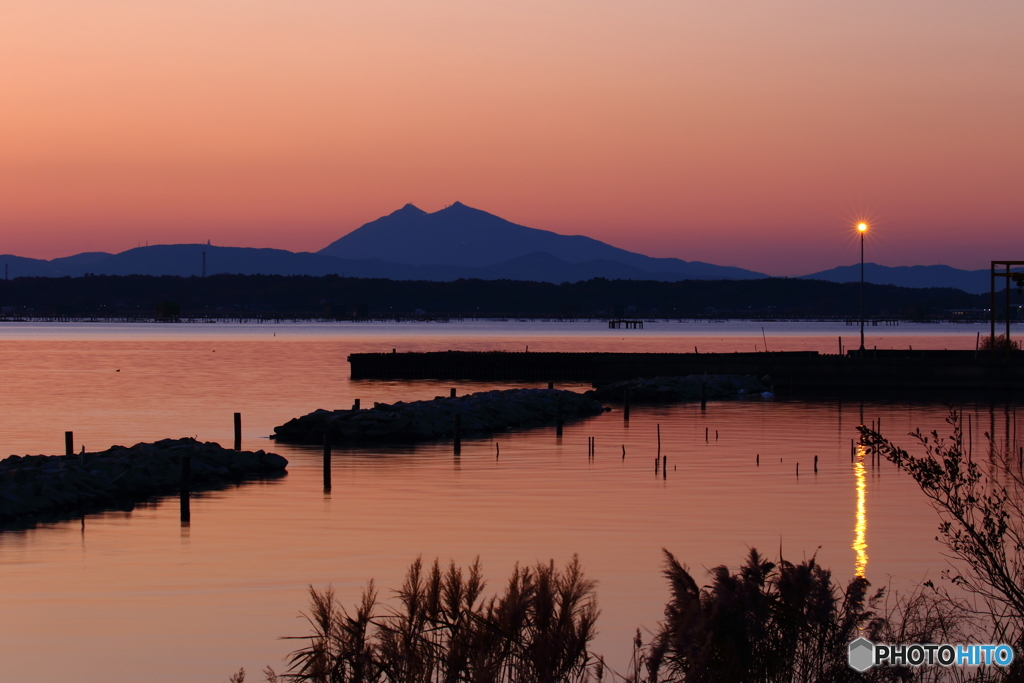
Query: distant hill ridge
[[0, 203, 995, 293]]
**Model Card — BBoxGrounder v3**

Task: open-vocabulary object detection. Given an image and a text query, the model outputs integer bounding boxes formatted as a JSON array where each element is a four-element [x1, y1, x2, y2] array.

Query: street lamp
[[857, 222, 868, 352]]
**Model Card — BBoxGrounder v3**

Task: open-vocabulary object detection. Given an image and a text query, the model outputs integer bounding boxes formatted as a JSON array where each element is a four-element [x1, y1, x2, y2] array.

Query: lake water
[[0, 320, 1017, 682]]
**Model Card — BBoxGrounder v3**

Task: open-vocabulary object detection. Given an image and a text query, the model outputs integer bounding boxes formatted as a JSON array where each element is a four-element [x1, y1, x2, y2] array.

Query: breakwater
[[272, 388, 605, 444], [0, 438, 288, 522], [348, 350, 1024, 391]]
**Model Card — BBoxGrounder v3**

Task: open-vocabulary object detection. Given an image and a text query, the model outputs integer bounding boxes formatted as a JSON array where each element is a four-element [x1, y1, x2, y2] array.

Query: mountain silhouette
[[318, 202, 764, 279], [800, 263, 991, 295], [0, 204, 994, 292]]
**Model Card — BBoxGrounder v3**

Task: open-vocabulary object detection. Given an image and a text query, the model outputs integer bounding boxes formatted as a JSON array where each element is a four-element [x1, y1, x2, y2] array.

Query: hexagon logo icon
[[848, 637, 875, 671]]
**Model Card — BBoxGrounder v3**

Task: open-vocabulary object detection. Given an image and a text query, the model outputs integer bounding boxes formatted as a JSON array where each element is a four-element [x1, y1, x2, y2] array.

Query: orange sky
[[1, 0, 1021, 275]]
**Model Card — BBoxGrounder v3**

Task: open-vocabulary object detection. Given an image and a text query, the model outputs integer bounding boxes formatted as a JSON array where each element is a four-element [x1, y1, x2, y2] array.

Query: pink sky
[[1, 0, 1021, 275]]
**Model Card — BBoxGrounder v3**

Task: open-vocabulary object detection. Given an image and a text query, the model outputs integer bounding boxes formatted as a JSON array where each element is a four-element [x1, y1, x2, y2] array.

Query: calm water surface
[[0, 320, 1017, 681]]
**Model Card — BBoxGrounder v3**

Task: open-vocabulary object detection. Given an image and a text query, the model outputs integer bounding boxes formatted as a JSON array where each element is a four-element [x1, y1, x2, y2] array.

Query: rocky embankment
[[592, 375, 768, 402], [0, 438, 288, 522], [272, 388, 605, 444]]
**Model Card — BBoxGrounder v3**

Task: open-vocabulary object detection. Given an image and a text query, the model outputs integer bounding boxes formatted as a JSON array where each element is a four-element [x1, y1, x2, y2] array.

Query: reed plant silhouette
[[624, 548, 879, 683], [275, 555, 600, 683], [626, 548, 983, 683]]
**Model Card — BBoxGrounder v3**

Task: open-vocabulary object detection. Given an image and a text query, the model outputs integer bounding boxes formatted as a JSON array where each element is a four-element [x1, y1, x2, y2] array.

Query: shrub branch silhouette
[[861, 409, 1024, 653]]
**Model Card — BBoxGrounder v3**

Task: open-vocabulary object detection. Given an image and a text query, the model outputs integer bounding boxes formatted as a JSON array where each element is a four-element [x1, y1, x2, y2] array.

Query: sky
[[1, 0, 1021, 276]]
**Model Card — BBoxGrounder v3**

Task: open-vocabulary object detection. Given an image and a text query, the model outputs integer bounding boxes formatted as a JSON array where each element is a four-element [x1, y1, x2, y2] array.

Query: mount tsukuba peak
[[317, 202, 760, 278]]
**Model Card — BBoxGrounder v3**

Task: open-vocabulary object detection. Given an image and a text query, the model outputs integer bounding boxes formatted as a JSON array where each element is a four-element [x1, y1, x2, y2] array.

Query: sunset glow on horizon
[[1, 0, 1021, 275]]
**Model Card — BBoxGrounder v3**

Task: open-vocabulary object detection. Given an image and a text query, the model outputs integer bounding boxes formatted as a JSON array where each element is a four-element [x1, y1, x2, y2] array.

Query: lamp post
[[858, 223, 868, 353]]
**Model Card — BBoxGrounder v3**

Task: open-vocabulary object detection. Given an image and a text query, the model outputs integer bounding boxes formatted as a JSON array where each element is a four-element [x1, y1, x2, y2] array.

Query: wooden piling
[[234, 412, 242, 451], [454, 414, 461, 454], [65, 431, 73, 458], [756, 453, 760, 465], [353, 398, 360, 411], [705, 427, 709, 443], [655, 456, 659, 473], [622, 444, 626, 459], [814, 455, 818, 473], [496, 442, 500, 458], [323, 431, 332, 491], [796, 462, 800, 476], [556, 396, 563, 437], [662, 455, 667, 479], [180, 454, 191, 524]]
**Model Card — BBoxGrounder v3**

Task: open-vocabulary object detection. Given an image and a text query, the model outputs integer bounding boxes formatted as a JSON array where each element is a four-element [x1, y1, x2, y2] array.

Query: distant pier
[[348, 350, 1024, 391]]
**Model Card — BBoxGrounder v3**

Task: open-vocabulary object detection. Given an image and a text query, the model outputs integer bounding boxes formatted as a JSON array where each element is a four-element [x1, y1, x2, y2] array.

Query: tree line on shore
[[0, 273, 1002, 319]]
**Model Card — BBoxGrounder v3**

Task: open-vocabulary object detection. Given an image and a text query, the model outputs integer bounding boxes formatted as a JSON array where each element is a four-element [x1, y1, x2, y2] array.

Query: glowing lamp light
[[857, 222, 868, 232]]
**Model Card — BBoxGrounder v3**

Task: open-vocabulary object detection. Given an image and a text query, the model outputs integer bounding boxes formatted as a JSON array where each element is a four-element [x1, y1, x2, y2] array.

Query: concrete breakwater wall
[[591, 375, 768, 402], [0, 438, 288, 522], [272, 388, 605, 444], [349, 350, 1024, 391]]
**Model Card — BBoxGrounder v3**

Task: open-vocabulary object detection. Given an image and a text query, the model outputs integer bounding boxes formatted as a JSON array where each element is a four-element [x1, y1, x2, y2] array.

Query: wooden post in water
[[662, 455, 667, 479], [65, 431, 73, 457], [353, 398, 360, 411], [623, 388, 630, 421], [234, 412, 242, 451], [556, 396, 563, 437], [180, 454, 191, 524], [323, 431, 332, 492], [814, 455, 818, 473], [622, 444, 626, 460], [454, 414, 461, 454]]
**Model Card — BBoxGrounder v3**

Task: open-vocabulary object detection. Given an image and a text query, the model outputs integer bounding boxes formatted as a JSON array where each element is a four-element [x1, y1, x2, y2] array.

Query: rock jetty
[[0, 438, 288, 522], [592, 375, 768, 402], [272, 388, 605, 444]]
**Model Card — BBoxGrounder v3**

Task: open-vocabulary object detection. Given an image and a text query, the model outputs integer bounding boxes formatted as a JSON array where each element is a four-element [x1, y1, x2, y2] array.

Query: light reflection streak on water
[[853, 443, 868, 578]]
